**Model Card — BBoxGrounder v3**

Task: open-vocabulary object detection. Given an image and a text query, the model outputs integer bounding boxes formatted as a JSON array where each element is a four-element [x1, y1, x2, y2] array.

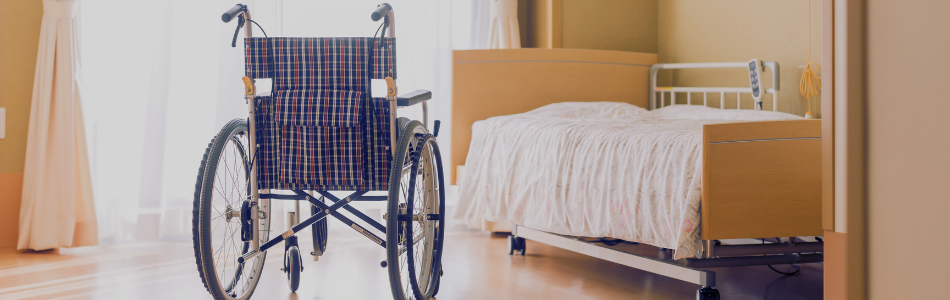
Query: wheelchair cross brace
[[258, 191, 388, 233], [239, 190, 390, 264], [314, 191, 388, 233]]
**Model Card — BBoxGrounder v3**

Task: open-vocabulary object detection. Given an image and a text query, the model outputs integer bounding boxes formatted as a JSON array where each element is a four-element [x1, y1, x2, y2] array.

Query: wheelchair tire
[[432, 269, 443, 296], [310, 199, 329, 256], [285, 245, 301, 293], [386, 121, 445, 300], [193, 118, 271, 300]]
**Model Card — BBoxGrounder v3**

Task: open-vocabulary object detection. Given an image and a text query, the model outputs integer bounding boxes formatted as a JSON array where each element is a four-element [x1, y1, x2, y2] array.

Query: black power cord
[[762, 238, 801, 276], [768, 264, 801, 276]]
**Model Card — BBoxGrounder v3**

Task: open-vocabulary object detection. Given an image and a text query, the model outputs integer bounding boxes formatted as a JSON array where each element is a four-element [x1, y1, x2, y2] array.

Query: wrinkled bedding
[[454, 102, 801, 259]]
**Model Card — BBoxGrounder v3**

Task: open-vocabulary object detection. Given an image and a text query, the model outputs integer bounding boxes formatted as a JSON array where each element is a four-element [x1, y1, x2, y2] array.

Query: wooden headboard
[[451, 49, 658, 184]]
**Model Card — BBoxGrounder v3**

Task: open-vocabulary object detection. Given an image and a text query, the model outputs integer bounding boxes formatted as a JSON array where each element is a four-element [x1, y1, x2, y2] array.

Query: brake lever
[[231, 15, 245, 48]]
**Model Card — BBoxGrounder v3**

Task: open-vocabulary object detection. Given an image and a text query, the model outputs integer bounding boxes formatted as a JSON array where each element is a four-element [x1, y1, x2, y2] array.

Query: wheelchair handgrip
[[222, 4, 246, 23], [371, 3, 392, 22]]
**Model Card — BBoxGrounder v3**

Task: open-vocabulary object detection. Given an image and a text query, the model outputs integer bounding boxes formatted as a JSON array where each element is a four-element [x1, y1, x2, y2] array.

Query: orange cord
[[799, 0, 821, 118]]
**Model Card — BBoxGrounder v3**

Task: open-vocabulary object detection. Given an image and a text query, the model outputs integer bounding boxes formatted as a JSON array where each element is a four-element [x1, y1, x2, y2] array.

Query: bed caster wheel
[[697, 287, 720, 300], [508, 236, 527, 255], [516, 237, 526, 255], [285, 245, 301, 293]]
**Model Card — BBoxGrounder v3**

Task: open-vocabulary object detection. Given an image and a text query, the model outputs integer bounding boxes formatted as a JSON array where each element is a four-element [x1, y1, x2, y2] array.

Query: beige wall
[[866, 0, 950, 299], [658, 1, 823, 117], [0, 0, 43, 249], [0, 0, 40, 173], [561, 0, 657, 53], [520, 0, 656, 52]]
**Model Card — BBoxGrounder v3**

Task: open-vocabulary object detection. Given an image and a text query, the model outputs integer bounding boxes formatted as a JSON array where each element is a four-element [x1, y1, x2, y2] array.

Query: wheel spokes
[[208, 133, 263, 298]]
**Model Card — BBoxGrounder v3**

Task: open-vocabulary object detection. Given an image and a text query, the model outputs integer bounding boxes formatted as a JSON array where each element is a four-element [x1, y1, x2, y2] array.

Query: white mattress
[[454, 102, 802, 259]]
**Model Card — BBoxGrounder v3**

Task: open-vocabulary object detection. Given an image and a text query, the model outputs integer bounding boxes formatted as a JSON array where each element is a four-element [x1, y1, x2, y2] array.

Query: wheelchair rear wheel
[[386, 121, 445, 300], [193, 118, 271, 300], [310, 198, 329, 257]]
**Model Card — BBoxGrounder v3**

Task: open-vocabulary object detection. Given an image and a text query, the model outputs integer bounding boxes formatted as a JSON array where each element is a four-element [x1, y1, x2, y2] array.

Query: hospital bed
[[450, 49, 822, 300]]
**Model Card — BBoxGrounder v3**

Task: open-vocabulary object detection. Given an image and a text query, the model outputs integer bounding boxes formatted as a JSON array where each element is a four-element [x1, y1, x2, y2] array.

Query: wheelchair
[[192, 4, 445, 300]]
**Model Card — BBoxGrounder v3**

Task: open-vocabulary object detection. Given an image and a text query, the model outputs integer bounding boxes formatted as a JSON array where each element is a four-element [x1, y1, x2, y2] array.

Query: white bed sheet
[[453, 102, 802, 259]]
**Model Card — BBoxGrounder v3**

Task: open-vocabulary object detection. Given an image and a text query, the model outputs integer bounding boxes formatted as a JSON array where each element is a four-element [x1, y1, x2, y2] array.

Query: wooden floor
[[0, 230, 822, 300]]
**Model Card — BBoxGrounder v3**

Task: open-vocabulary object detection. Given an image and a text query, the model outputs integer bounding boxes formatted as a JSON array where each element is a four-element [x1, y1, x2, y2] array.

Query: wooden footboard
[[701, 120, 823, 240]]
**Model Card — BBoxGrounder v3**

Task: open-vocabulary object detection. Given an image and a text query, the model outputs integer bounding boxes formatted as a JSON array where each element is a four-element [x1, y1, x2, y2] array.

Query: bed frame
[[451, 49, 822, 298]]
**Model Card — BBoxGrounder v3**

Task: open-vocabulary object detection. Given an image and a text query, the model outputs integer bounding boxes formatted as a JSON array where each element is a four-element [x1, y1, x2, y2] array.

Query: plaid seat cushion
[[247, 37, 395, 191]]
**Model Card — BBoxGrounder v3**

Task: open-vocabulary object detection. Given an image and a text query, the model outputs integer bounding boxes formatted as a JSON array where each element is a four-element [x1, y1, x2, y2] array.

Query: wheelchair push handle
[[222, 4, 247, 23], [371, 3, 392, 22]]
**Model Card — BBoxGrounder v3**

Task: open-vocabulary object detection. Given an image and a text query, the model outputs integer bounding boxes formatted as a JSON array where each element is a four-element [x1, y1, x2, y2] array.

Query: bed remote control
[[747, 58, 764, 110]]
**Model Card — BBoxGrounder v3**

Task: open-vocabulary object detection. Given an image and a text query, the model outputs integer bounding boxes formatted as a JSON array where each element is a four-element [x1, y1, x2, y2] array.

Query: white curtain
[[19, 0, 99, 250], [80, 0, 275, 241], [80, 0, 454, 241], [470, 0, 520, 49]]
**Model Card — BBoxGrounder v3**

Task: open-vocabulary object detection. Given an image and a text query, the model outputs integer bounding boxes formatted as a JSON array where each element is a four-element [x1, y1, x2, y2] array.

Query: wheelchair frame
[[197, 4, 444, 299], [228, 4, 436, 265]]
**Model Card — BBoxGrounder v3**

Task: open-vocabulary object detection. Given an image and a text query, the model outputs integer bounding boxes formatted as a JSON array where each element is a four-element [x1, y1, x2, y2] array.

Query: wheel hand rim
[[398, 137, 440, 299]]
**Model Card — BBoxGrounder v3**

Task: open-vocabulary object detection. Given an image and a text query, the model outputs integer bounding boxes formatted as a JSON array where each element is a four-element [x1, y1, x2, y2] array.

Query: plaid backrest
[[246, 37, 396, 84], [246, 37, 396, 191]]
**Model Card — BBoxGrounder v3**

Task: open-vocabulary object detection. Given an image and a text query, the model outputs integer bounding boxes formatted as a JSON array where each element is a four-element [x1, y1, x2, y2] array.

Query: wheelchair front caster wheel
[[697, 287, 720, 300], [285, 246, 301, 292]]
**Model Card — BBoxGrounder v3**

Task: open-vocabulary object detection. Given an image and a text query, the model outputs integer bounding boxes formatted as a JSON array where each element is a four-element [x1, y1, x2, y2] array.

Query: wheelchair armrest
[[396, 90, 432, 107]]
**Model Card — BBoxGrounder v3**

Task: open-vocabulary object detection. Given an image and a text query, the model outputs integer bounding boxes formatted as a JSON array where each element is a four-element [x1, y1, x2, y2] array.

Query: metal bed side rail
[[648, 61, 780, 111], [513, 225, 825, 289], [514, 225, 717, 288]]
